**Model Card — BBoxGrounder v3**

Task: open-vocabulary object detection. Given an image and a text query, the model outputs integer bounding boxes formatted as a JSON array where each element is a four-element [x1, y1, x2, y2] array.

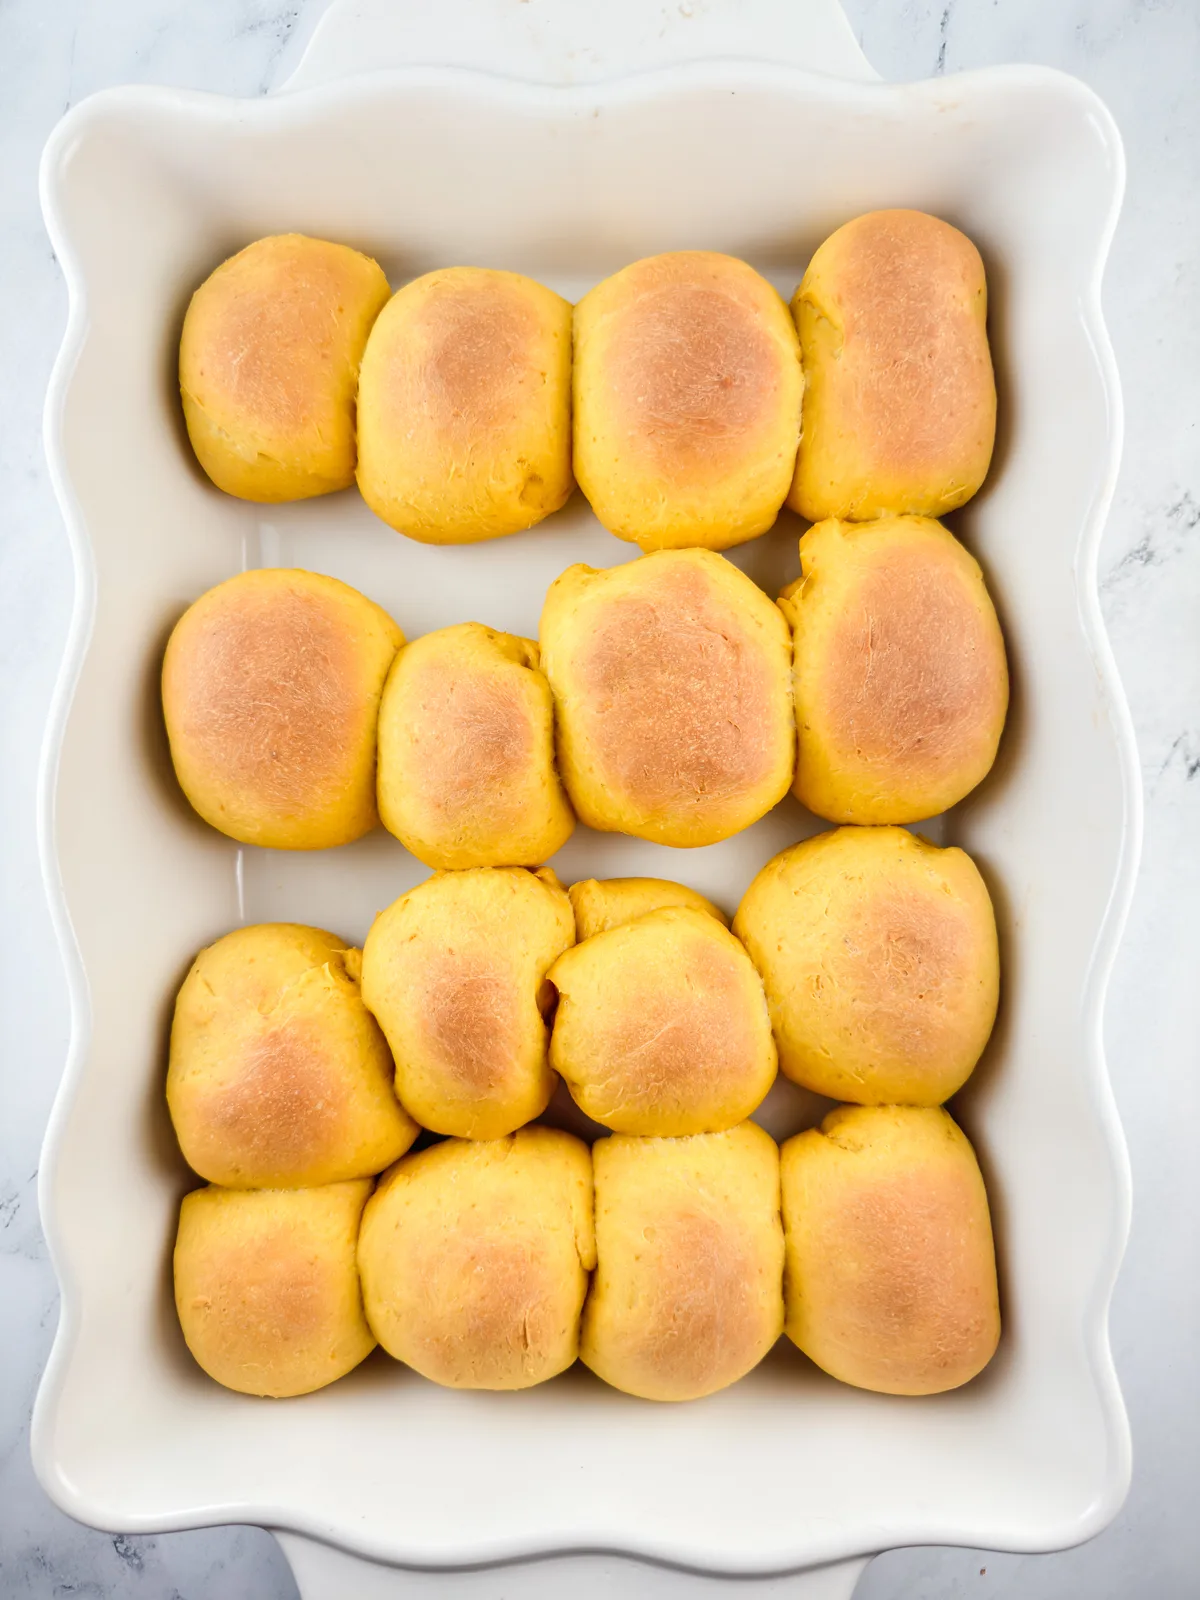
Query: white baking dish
[[34, 2, 1137, 1595]]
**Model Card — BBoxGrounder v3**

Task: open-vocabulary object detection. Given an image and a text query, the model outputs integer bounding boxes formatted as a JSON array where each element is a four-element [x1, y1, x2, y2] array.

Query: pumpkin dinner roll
[[356, 267, 573, 543], [568, 876, 728, 942], [376, 622, 574, 869], [781, 1105, 1000, 1395], [549, 907, 776, 1135], [581, 1123, 784, 1401], [540, 551, 794, 847], [360, 867, 575, 1140], [168, 923, 417, 1189], [174, 1180, 376, 1397], [734, 826, 999, 1106], [574, 251, 802, 551], [789, 209, 996, 522], [779, 516, 1009, 823], [179, 233, 390, 502], [162, 568, 403, 850], [358, 1128, 595, 1390]]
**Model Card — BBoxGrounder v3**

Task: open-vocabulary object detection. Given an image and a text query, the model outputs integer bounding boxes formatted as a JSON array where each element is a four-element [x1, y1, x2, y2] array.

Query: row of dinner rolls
[[167, 837, 999, 1184], [174, 1110, 1001, 1403], [179, 212, 996, 547], [161, 536, 1008, 855]]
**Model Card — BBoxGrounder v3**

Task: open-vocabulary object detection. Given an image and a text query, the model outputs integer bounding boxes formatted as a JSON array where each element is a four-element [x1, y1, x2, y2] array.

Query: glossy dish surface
[[35, 58, 1134, 1575]]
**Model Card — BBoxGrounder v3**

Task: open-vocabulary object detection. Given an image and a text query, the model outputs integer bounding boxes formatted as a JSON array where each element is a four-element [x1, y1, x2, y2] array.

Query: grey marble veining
[[1, 1, 1197, 1595]]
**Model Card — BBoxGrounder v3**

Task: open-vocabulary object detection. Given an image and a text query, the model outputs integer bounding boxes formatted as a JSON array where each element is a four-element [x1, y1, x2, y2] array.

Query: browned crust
[[601, 258, 788, 476], [164, 577, 367, 813], [802, 210, 994, 483], [573, 564, 781, 812], [400, 658, 536, 824], [179, 1021, 347, 1181], [181, 234, 386, 443], [622, 1208, 766, 1395], [374, 274, 547, 438], [818, 539, 1006, 783]]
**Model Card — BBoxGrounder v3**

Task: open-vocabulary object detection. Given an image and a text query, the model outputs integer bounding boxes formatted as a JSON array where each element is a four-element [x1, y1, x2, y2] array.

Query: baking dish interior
[[35, 62, 1131, 1571]]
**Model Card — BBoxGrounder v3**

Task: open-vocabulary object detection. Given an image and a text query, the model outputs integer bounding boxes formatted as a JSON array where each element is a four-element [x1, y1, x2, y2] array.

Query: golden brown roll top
[[179, 233, 390, 502], [161, 568, 403, 850], [781, 1105, 1001, 1395], [540, 550, 795, 847], [549, 907, 777, 1135], [174, 1180, 376, 1397], [358, 1128, 595, 1389], [356, 267, 573, 543], [780, 515, 1009, 823], [581, 1123, 784, 1401], [376, 622, 574, 869], [359, 867, 575, 1140], [573, 251, 802, 552], [733, 826, 999, 1105], [789, 210, 996, 522], [567, 876, 728, 941], [167, 923, 417, 1188]]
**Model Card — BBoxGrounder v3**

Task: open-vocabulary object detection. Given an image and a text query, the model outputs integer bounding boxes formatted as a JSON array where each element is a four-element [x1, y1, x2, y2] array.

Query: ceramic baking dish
[[34, 2, 1137, 1595]]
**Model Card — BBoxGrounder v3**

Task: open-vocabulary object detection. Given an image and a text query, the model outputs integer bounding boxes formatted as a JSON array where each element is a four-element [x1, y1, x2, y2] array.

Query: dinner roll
[[174, 1180, 375, 1397], [540, 551, 794, 846], [568, 876, 728, 941], [581, 1123, 784, 1401], [549, 908, 776, 1135], [779, 516, 1009, 823], [358, 1128, 595, 1389], [357, 267, 573, 543], [162, 569, 402, 849], [376, 622, 574, 869], [574, 252, 802, 551], [789, 210, 996, 522], [360, 867, 575, 1139], [179, 234, 389, 502], [733, 826, 999, 1105], [781, 1105, 1000, 1394], [167, 924, 418, 1188]]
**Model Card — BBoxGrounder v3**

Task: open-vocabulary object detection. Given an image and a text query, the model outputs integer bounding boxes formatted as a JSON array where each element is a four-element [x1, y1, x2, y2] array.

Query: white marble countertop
[[2, 0, 1197, 1595]]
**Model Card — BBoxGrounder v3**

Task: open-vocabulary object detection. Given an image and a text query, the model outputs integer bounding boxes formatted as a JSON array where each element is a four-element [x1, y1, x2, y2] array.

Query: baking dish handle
[[276, 0, 880, 92], [276, 1533, 871, 1598]]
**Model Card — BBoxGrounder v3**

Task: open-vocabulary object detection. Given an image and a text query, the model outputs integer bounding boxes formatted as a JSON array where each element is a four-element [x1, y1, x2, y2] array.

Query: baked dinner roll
[[549, 908, 776, 1135], [779, 516, 1009, 823], [574, 252, 802, 551], [162, 568, 402, 850], [568, 876, 728, 941], [540, 551, 794, 846], [360, 867, 575, 1139], [356, 267, 573, 543], [358, 1128, 595, 1389], [167, 923, 417, 1188], [174, 1180, 375, 1397], [734, 826, 999, 1105], [179, 233, 389, 502], [781, 1105, 1000, 1394], [376, 622, 574, 869], [789, 209, 996, 522], [581, 1123, 783, 1401]]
